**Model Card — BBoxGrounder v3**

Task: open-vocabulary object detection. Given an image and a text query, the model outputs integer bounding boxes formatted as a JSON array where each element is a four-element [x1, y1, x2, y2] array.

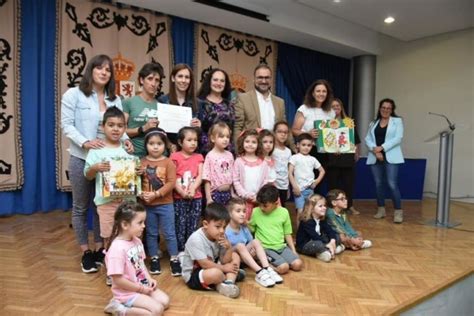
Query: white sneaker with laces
[[255, 269, 275, 288], [361, 240, 372, 249], [266, 266, 283, 284], [316, 251, 332, 262]]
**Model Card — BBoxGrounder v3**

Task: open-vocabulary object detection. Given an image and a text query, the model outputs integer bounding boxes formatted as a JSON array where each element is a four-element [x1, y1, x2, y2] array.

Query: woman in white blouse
[[292, 79, 335, 170]]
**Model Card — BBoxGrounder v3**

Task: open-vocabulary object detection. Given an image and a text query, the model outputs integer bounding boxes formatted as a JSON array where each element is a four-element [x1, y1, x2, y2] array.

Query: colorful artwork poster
[[102, 157, 140, 197], [314, 118, 356, 153]]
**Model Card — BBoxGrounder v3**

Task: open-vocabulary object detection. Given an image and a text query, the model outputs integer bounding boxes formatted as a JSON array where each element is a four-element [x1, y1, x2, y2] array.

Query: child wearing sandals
[[296, 194, 345, 262], [326, 189, 372, 251], [104, 201, 169, 315], [225, 198, 283, 287]]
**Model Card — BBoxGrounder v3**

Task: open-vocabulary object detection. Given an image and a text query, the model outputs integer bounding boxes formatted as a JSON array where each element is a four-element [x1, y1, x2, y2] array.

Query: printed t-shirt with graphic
[[122, 95, 158, 157], [106, 237, 150, 303]]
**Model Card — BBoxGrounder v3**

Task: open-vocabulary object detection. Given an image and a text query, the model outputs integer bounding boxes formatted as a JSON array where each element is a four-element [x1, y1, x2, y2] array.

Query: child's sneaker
[[170, 258, 182, 276], [266, 266, 283, 284], [335, 244, 345, 254], [81, 250, 98, 273], [94, 247, 105, 266], [316, 251, 332, 262], [235, 269, 246, 282], [361, 240, 372, 249], [255, 269, 275, 288], [106, 275, 112, 286], [150, 257, 161, 275], [216, 281, 240, 298], [104, 298, 127, 315]]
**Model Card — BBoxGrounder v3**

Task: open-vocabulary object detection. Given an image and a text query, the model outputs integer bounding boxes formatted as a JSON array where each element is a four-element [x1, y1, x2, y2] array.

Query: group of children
[[86, 106, 372, 315]]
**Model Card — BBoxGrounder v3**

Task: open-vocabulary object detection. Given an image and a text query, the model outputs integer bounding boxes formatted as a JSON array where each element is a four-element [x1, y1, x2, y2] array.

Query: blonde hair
[[208, 121, 232, 150], [300, 194, 325, 222]]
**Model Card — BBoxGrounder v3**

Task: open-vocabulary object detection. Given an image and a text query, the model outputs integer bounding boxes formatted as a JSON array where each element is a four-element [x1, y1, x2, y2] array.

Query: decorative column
[[351, 55, 376, 156]]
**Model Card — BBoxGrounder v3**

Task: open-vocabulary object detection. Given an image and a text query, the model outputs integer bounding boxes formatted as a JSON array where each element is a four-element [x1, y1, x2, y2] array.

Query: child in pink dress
[[233, 129, 271, 219], [203, 122, 234, 206]]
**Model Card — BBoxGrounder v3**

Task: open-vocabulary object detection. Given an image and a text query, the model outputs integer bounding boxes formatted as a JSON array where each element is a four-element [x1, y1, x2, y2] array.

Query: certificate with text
[[156, 103, 193, 133]]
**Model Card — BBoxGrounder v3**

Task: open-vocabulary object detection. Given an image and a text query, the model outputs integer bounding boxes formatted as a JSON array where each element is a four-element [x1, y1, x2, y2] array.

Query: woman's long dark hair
[[374, 98, 399, 122], [197, 68, 232, 101], [106, 201, 146, 250], [168, 63, 197, 113], [79, 54, 116, 100], [303, 79, 334, 112]]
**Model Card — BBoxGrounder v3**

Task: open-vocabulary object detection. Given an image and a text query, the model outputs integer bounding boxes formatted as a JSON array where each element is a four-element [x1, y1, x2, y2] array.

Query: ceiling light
[[333, 0, 341, 3], [384, 16, 395, 24]]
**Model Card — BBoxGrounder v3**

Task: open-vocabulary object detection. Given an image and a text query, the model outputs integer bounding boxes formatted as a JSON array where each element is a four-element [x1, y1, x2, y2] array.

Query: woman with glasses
[[365, 98, 405, 223]]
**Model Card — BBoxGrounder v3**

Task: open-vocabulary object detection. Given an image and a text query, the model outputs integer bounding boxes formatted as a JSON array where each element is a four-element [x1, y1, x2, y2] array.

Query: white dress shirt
[[256, 90, 275, 130]]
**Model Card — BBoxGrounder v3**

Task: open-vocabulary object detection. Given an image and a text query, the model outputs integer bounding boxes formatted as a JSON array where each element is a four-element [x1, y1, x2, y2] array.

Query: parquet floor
[[1, 198, 473, 315]]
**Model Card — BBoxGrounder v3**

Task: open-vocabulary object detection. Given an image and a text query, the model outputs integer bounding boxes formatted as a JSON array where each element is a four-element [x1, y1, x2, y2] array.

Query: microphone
[[428, 112, 455, 131]]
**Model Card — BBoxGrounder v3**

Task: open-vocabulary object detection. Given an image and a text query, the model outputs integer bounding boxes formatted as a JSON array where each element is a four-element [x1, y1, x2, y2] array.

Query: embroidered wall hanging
[[56, 0, 172, 191], [0, 0, 23, 191], [195, 23, 277, 94]]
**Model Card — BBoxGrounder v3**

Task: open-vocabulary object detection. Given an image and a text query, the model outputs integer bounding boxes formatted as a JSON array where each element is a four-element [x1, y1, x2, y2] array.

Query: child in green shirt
[[249, 184, 303, 275]]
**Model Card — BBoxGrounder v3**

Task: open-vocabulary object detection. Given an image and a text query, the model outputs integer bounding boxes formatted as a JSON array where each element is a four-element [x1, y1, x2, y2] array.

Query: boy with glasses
[[326, 189, 372, 251]]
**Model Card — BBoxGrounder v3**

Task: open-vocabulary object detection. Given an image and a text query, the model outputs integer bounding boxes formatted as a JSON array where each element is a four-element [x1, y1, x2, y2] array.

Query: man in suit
[[234, 64, 293, 149]]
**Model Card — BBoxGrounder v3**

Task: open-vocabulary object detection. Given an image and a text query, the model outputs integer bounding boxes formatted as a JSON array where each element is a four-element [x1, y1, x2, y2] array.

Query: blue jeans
[[370, 162, 402, 209], [145, 203, 178, 257]]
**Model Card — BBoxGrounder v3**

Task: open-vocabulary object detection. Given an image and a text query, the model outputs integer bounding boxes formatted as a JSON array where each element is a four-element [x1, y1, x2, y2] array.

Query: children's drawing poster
[[314, 118, 356, 153], [102, 157, 141, 197]]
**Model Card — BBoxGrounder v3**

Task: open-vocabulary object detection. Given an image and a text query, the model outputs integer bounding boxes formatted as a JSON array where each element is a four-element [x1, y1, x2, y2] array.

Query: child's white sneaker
[[316, 251, 332, 262], [361, 240, 372, 249], [266, 266, 283, 284], [335, 244, 345, 254], [104, 298, 127, 315], [255, 269, 275, 288], [216, 281, 240, 298]]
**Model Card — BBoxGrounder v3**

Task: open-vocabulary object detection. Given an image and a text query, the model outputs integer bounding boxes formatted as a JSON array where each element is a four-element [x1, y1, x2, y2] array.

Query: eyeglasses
[[335, 197, 347, 201], [256, 76, 271, 81]]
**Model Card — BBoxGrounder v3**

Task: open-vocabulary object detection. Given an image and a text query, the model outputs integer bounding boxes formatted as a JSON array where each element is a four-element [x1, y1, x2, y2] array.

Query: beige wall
[[375, 28, 474, 200]]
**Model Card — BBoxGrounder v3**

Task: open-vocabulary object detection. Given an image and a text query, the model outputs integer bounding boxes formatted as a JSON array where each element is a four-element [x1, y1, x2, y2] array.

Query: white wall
[[376, 28, 474, 200]]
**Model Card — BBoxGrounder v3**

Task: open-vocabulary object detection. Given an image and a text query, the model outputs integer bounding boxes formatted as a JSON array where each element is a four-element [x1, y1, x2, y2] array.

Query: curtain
[[275, 68, 298, 124], [0, 0, 71, 215], [277, 42, 351, 116], [171, 16, 194, 66]]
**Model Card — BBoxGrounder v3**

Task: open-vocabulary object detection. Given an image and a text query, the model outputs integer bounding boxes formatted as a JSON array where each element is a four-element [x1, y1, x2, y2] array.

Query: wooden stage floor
[[1, 198, 473, 315]]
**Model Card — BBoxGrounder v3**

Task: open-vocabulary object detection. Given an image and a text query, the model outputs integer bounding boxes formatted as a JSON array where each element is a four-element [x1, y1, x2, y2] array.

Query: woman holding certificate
[[197, 68, 235, 155], [291, 79, 336, 182], [123, 63, 163, 158], [158, 64, 201, 147]]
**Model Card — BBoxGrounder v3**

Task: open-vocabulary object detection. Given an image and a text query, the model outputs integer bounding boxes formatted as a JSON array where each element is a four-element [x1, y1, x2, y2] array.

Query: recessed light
[[333, 0, 341, 3], [384, 16, 395, 24]]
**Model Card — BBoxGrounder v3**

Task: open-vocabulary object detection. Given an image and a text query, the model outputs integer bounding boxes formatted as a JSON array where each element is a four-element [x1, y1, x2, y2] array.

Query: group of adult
[[61, 54, 405, 273]]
